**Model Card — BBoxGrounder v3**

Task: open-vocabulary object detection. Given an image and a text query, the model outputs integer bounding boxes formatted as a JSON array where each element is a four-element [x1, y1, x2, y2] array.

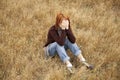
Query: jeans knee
[[56, 43, 64, 48]]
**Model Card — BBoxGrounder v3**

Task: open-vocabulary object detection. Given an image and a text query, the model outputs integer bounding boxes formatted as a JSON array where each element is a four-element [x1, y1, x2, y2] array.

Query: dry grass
[[0, 0, 120, 80]]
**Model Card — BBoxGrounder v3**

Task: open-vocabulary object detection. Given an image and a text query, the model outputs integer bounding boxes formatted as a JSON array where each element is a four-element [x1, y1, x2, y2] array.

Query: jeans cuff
[[75, 50, 81, 56], [63, 57, 70, 63]]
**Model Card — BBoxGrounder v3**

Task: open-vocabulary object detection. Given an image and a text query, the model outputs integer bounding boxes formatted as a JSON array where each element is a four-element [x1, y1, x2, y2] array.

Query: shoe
[[67, 64, 74, 73], [78, 54, 86, 62], [82, 61, 94, 70], [86, 64, 94, 70], [66, 62, 72, 68], [65, 61, 74, 73]]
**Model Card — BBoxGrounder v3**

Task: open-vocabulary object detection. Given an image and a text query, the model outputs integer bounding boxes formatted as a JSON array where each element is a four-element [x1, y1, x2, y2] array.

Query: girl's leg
[[64, 39, 86, 62], [48, 42, 72, 68], [65, 39, 93, 69], [47, 42, 57, 57]]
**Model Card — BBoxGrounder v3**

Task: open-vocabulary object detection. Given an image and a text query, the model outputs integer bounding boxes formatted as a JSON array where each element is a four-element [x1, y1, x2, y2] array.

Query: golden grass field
[[0, 0, 120, 80]]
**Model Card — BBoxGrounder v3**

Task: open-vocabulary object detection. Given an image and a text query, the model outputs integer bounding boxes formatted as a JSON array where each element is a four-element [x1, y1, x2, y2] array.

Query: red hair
[[55, 13, 70, 27]]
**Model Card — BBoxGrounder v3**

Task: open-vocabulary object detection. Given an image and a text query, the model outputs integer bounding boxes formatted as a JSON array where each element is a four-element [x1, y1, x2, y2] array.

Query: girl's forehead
[[62, 19, 69, 22]]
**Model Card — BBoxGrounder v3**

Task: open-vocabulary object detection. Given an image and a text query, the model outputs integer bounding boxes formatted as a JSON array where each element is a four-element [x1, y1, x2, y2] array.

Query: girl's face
[[59, 19, 69, 29]]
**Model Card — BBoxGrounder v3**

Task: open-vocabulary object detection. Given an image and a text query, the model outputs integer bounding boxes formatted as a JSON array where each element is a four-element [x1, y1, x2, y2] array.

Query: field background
[[0, 0, 120, 80]]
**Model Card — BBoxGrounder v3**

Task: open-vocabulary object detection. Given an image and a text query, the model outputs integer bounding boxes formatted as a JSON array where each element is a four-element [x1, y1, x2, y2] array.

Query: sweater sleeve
[[66, 27, 76, 43], [50, 30, 66, 46]]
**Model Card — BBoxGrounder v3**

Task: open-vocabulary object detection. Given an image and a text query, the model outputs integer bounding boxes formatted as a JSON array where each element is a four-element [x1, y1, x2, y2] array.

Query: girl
[[44, 13, 93, 72]]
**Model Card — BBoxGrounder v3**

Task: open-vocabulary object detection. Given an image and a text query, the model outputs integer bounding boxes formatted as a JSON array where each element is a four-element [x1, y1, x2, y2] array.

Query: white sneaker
[[65, 61, 74, 73], [82, 61, 90, 66], [66, 62, 72, 68], [78, 53, 86, 62], [82, 61, 94, 70]]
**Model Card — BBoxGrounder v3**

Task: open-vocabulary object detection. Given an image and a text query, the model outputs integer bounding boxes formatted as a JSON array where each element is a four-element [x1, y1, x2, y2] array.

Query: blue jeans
[[47, 39, 81, 62]]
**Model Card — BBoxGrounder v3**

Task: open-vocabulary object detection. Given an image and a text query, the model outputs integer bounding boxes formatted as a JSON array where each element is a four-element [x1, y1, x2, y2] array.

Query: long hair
[[55, 13, 70, 27]]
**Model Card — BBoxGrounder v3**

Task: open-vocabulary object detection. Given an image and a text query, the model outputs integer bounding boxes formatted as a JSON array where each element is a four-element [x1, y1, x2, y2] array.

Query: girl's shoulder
[[49, 25, 56, 31]]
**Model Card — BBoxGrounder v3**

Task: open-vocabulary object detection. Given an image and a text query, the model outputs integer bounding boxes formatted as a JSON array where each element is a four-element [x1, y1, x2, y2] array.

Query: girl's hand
[[60, 20, 69, 30], [59, 24, 66, 30], [65, 25, 69, 30]]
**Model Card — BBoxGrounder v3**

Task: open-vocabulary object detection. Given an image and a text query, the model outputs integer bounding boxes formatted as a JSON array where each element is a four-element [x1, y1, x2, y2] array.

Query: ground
[[0, 0, 120, 80]]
